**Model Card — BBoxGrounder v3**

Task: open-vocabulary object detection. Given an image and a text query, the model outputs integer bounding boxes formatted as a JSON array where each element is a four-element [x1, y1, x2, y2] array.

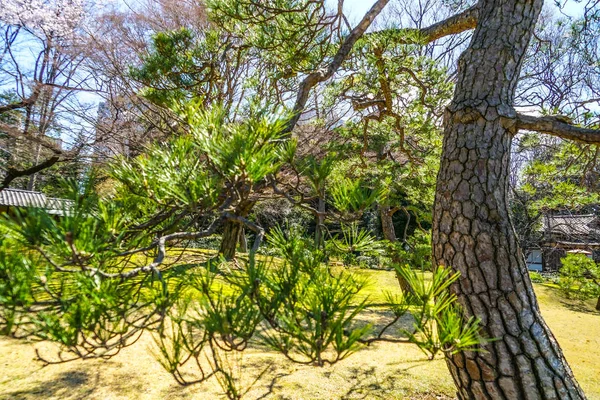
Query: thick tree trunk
[[219, 201, 255, 260], [380, 205, 413, 293], [220, 220, 243, 260], [595, 295, 600, 312], [432, 0, 586, 398]]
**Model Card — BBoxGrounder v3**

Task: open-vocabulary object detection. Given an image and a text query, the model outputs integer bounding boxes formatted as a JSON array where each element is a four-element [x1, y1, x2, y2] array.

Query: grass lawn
[[0, 266, 599, 400]]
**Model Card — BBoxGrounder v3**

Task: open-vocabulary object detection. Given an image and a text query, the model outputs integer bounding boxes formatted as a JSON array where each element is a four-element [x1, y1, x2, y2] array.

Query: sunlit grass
[[1, 251, 599, 399]]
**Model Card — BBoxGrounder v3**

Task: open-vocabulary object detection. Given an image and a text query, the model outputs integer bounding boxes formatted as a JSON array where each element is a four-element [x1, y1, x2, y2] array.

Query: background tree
[[557, 253, 600, 311], [0, 0, 101, 193]]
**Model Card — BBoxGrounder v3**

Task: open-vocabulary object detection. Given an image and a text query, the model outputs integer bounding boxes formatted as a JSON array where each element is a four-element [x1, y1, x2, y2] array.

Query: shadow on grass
[[339, 364, 453, 400], [255, 371, 292, 400], [157, 357, 292, 400], [341, 365, 403, 399], [539, 284, 600, 316], [558, 299, 600, 316], [1, 370, 99, 400], [247, 307, 415, 355]]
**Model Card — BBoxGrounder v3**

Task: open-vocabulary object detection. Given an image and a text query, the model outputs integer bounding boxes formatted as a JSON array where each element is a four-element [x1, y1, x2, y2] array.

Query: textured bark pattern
[[432, 0, 586, 398], [219, 201, 254, 260], [238, 227, 248, 253], [219, 220, 242, 260]]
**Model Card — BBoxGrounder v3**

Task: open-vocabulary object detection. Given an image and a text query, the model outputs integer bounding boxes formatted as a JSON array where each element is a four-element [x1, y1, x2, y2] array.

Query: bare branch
[[1, 156, 60, 190], [286, 0, 390, 132], [286, 2, 479, 133], [516, 113, 600, 144]]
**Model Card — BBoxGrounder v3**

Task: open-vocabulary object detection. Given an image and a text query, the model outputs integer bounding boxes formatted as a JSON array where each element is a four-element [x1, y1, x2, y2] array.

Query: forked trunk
[[219, 201, 255, 260], [432, 0, 586, 398]]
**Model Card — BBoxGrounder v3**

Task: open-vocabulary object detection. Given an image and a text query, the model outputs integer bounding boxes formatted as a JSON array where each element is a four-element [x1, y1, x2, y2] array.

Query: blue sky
[[6, 0, 587, 148], [336, 0, 376, 21]]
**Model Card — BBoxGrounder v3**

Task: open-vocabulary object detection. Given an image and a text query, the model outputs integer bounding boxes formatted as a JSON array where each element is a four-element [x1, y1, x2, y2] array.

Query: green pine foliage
[[0, 107, 488, 399]]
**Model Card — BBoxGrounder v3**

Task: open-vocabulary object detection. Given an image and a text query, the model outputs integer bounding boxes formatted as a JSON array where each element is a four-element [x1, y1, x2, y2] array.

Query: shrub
[[529, 271, 544, 283], [558, 254, 600, 301], [355, 255, 380, 269]]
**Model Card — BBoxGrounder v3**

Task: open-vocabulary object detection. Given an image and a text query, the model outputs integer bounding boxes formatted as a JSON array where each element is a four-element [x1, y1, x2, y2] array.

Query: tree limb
[[417, 4, 479, 43], [84, 218, 224, 280], [516, 113, 600, 144], [0, 87, 39, 114], [0, 98, 35, 114], [286, 2, 479, 133], [1, 156, 60, 190], [286, 0, 390, 132]]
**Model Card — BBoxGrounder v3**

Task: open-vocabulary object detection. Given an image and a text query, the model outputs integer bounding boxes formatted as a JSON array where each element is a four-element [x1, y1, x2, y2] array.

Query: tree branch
[[516, 113, 600, 144], [93, 218, 224, 280], [285, 0, 390, 132], [417, 4, 479, 43], [1, 156, 60, 190], [0, 87, 40, 114], [285, 3, 479, 133]]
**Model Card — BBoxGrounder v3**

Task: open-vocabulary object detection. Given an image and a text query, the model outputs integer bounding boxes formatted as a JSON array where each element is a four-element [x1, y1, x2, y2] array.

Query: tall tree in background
[[0, 0, 101, 193]]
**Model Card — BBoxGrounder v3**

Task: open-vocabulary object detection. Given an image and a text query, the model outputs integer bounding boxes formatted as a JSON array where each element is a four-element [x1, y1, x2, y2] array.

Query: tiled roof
[[544, 214, 600, 240], [0, 188, 73, 215], [0, 188, 48, 208]]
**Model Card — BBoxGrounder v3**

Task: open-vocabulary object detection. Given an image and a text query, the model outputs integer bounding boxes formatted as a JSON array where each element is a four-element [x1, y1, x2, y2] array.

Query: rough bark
[[219, 201, 255, 260], [432, 0, 586, 398], [219, 221, 240, 260], [380, 205, 397, 243]]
